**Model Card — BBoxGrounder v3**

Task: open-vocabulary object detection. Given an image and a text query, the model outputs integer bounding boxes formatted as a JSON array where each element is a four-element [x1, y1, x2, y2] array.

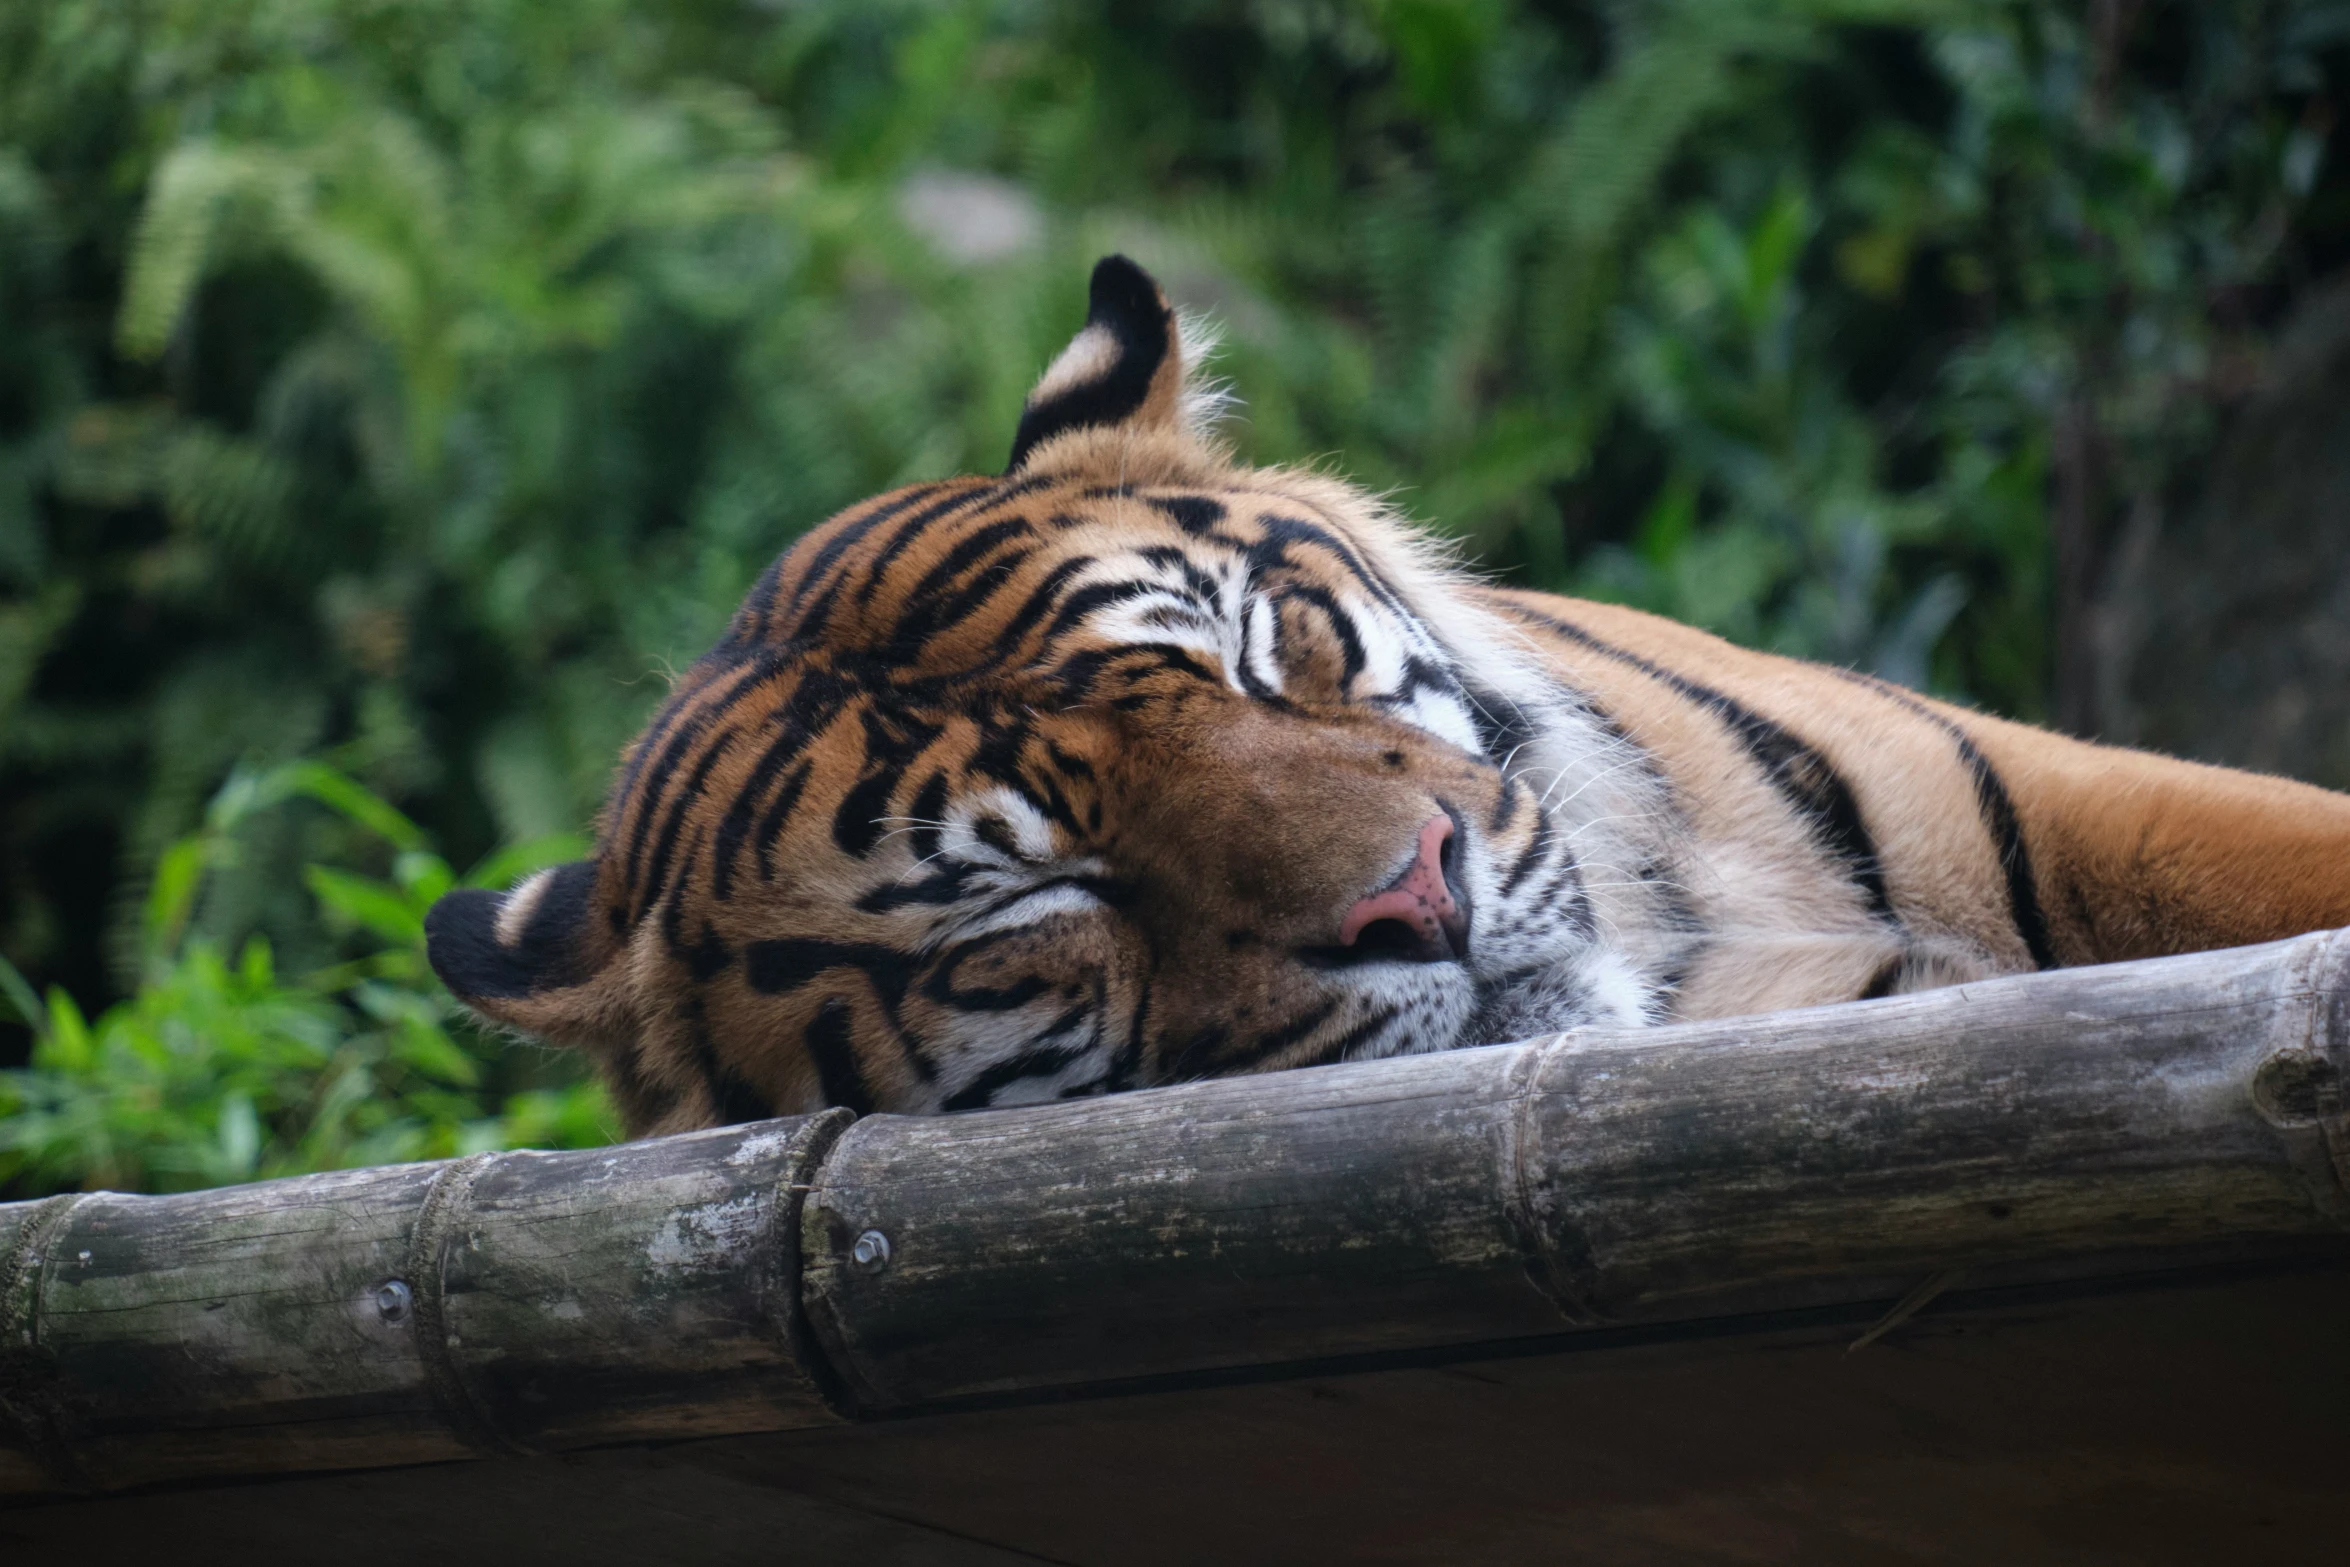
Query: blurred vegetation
[[4, 1, 2350, 1191], [0, 762, 611, 1193]]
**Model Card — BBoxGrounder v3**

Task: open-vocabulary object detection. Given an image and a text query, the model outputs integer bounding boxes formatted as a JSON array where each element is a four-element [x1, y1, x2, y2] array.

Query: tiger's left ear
[[1006, 255, 1206, 472], [425, 859, 628, 1046]]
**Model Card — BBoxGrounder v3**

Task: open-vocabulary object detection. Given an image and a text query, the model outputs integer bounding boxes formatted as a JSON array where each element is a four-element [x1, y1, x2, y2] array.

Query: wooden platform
[[8, 935, 2350, 1560], [9, 1257, 2345, 1565]]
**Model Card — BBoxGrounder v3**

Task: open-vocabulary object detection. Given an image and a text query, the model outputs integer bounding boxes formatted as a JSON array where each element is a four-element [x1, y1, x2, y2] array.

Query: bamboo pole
[[1, 1113, 851, 1494], [7, 932, 2350, 1497]]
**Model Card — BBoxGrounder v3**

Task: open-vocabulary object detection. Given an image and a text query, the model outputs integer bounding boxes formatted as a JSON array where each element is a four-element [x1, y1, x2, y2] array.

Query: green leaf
[[217, 1091, 261, 1178], [144, 836, 211, 954], [0, 951, 48, 1043], [392, 850, 455, 905], [304, 866, 426, 946], [388, 1021, 483, 1089], [462, 833, 593, 891], [117, 142, 299, 361], [40, 988, 94, 1075], [275, 763, 430, 853]]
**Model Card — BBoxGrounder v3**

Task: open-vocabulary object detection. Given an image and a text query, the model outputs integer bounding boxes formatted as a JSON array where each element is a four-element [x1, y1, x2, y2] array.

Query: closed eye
[[974, 814, 1029, 861], [939, 787, 1061, 868], [933, 874, 1129, 947]]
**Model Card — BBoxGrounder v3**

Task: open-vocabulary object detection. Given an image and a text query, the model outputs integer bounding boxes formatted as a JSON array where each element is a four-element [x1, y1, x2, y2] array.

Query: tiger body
[[427, 258, 2350, 1135]]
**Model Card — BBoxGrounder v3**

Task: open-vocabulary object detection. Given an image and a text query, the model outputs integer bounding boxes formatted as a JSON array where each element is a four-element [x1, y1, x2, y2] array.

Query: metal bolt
[[2253, 1048, 2339, 1127], [850, 1229, 892, 1272], [375, 1279, 414, 1324]]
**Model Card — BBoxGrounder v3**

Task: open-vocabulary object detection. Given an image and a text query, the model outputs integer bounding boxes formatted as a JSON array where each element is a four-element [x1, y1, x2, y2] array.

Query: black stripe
[[1248, 513, 1412, 622], [984, 554, 1096, 664], [1110, 977, 1152, 1092], [657, 832, 732, 982], [904, 770, 949, 865], [1858, 953, 1906, 999], [1145, 494, 1225, 536], [1389, 655, 1464, 721], [745, 939, 939, 1092], [855, 773, 971, 913], [616, 650, 781, 896], [1048, 642, 1223, 704], [635, 732, 737, 923], [1831, 670, 2057, 970], [1460, 681, 1534, 766], [1489, 774, 1524, 836], [712, 672, 855, 900], [1209, 998, 1341, 1077], [855, 867, 973, 913], [738, 557, 786, 643], [921, 930, 1055, 1013], [1137, 544, 1232, 614], [902, 516, 1036, 605], [793, 482, 1028, 646], [752, 760, 813, 884], [1967, 750, 2057, 968], [1039, 578, 1158, 650], [939, 1036, 1095, 1113], [856, 477, 1053, 610], [683, 996, 772, 1128], [1272, 583, 1366, 688], [1506, 604, 1892, 919], [744, 938, 915, 1011], [1299, 1005, 1399, 1067], [1500, 800, 1556, 899], [886, 546, 1040, 663], [833, 707, 943, 857], [804, 997, 875, 1115], [783, 481, 962, 617]]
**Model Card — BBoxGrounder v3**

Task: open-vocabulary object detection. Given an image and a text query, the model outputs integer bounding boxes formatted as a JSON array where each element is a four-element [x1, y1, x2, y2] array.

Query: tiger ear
[[1006, 255, 1204, 472], [425, 860, 624, 1043]]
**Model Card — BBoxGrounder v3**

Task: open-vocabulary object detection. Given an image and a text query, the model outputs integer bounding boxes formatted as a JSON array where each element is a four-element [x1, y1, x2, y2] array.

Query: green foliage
[[0, 762, 612, 1195], [3, 2, 2348, 1189]]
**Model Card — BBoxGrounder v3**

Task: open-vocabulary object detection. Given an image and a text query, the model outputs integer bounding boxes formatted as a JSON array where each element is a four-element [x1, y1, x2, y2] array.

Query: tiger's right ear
[[426, 860, 624, 1043], [1006, 254, 1208, 472]]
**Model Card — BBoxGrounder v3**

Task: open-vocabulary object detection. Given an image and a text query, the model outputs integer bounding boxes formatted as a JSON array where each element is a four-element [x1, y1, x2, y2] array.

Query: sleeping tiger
[[426, 256, 2350, 1134]]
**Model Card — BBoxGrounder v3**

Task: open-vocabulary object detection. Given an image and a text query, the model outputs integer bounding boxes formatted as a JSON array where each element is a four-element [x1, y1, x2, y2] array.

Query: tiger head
[[426, 257, 1662, 1132]]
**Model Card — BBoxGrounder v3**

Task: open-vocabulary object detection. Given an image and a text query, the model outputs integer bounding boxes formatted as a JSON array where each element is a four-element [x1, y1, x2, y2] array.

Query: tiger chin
[[429, 255, 2350, 1134]]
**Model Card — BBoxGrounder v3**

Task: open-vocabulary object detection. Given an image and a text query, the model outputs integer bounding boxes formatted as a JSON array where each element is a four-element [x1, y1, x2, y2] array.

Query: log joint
[[405, 1152, 534, 1457]]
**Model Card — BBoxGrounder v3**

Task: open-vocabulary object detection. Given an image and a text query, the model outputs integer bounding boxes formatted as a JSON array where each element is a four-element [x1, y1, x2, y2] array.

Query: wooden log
[[7, 933, 2350, 1496], [799, 931, 2350, 1407], [0, 1112, 849, 1495]]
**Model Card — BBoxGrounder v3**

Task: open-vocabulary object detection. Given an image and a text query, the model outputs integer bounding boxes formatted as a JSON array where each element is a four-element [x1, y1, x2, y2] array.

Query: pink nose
[[1339, 814, 1469, 963]]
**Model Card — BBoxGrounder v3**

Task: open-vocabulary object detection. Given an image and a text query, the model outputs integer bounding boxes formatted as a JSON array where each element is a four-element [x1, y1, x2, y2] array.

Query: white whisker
[[1536, 751, 1657, 811]]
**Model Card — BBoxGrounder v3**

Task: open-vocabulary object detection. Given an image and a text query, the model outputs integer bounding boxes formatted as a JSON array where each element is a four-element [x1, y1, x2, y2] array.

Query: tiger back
[[427, 256, 2350, 1133]]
